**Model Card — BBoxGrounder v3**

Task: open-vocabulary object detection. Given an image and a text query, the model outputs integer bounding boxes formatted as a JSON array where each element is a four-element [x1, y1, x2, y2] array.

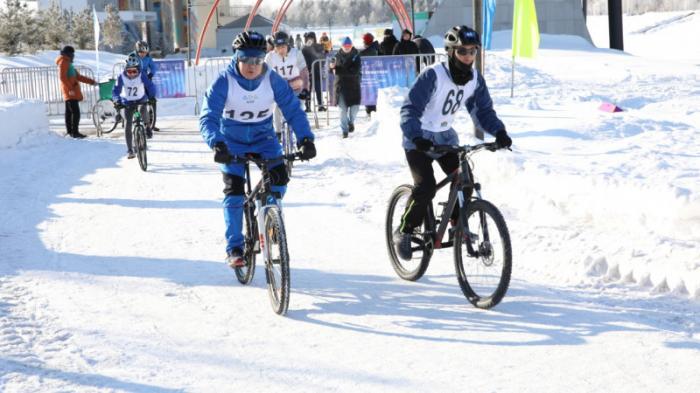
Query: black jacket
[[379, 35, 399, 56], [333, 48, 362, 106], [360, 41, 380, 57], [393, 39, 420, 55], [302, 42, 326, 77], [414, 36, 436, 65]]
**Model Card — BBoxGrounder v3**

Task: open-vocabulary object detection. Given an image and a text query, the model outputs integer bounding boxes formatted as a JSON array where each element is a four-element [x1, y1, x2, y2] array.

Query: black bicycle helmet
[[232, 31, 267, 52], [444, 25, 481, 51], [135, 40, 150, 53], [272, 31, 290, 47]]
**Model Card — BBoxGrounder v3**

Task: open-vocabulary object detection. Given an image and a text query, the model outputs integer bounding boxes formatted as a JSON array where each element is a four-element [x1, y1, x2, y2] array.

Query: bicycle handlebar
[[227, 151, 304, 165], [429, 142, 507, 155]]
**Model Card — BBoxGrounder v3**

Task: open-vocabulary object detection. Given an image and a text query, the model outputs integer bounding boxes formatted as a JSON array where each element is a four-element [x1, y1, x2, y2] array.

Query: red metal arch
[[196, 0, 413, 65]]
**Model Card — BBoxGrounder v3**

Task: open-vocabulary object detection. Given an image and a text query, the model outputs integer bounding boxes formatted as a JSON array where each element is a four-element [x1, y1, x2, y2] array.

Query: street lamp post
[[410, 0, 415, 33], [186, 0, 192, 66]]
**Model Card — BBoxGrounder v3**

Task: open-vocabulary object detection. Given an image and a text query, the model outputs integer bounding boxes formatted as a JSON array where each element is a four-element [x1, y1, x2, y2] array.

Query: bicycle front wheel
[[385, 185, 432, 281], [147, 103, 156, 130], [454, 199, 512, 309], [235, 202, 257, 284], [282, 124, 295, 176], [263, 207, 290, 315], [134, 125, 148, 171], [92, 100, 119, 137]]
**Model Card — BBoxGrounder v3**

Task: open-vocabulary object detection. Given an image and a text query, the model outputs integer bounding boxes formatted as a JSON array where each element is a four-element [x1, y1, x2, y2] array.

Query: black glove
[[297, 89, 310, 101], [113, 100, 124, 110], [495, 130, 512, 149], [147, 73, 154, 80], [412, 137, 433, 152], [298, 137, 316, 160], [213, 142, 233, 164], [148, 97, 156, 105]]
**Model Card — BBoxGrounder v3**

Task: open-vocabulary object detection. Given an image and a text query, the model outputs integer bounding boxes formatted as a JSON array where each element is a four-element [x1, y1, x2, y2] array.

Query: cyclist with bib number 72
[[393, 25, 513, 261], [112, 54, 156, 159], [199, 31, 317, 268]]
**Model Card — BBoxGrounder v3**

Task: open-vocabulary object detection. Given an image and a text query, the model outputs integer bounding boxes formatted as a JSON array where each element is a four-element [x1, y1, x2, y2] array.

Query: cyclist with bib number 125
[[199, 31, 317, 269], [393, 25, 513, 261], [112, 54, 156, 159]]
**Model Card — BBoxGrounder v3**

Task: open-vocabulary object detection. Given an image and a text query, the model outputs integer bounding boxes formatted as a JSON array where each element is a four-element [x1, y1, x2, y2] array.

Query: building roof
[[220, 14, 275, 29]]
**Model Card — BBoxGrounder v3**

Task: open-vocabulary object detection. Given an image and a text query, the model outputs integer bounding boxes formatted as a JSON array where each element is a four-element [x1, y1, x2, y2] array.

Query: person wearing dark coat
[[330, 37, 362, 138], [359, 32, 379, 116], [301, 31, 327, 112], [379, 28, 399, 55], [413, 34, 436, 71], [393, 29, 420, 55]]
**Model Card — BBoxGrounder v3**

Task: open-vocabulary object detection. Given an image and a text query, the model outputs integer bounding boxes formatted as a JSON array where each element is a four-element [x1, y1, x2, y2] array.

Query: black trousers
[[64, 100, 81, 136], [123, 103, 148, 152], [310, 68, 323, 106], [399, 150, 460, 233]]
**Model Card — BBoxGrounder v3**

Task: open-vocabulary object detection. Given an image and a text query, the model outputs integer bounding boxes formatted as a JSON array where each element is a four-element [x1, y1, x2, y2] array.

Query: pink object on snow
[[599, 102, 624, 112]]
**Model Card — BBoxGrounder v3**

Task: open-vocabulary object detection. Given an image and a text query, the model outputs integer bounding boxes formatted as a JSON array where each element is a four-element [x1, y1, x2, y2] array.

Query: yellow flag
[[512, 0, 540, 58]]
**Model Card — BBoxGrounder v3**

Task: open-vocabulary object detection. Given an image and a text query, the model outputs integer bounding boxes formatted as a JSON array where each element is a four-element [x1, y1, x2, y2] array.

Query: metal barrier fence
[[0, 53, 446, 125], [0, 66, 98, 116]]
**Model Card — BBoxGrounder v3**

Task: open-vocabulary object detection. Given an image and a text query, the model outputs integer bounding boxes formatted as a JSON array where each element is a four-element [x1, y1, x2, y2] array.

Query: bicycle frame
[[424, 145, 492, 252]]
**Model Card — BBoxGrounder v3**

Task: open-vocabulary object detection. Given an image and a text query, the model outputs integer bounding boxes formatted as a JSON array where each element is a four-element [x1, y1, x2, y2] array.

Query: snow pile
[[0, 95, 51, 148]]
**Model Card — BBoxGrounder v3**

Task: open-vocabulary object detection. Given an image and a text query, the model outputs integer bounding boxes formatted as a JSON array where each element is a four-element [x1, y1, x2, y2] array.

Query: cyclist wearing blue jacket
[[134, 41, 160, 131], [112, 53, 156, 158], [200, 31, 317, 268], [393, 25, 512, 261]]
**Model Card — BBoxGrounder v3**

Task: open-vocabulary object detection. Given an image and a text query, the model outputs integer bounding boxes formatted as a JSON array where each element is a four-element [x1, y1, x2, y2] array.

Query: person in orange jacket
[[56, 45, 96, 138]]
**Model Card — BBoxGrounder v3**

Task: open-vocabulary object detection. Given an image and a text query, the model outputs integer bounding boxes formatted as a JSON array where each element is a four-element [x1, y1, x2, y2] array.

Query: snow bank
[[0, 95, 51, 149]]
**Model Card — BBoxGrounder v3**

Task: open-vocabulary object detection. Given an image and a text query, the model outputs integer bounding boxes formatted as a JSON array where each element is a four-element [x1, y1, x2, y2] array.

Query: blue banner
[[151, 60, 186, 98], [483, 0, 497, 50], [359, 56, 417, 106]]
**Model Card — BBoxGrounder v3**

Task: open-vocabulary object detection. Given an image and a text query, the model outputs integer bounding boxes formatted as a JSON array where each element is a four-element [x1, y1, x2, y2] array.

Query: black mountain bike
[[125, 103, 148, 171], [385, 142, 512, 309], [231, 152, 303, 315]]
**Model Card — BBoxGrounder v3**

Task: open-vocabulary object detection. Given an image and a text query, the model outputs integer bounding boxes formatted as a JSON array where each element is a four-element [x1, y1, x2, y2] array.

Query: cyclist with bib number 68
[[393, 25, 513, 261], [199, 31, 317, 269], [112, 54, 156, 159]]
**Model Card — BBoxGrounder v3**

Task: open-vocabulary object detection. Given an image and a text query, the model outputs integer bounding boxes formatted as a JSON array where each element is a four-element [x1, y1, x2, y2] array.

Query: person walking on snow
[[199, 31, 317, 268], [56, 45, 96, 139], [329, 37, 362, 139], [393, 25, 512, 260]]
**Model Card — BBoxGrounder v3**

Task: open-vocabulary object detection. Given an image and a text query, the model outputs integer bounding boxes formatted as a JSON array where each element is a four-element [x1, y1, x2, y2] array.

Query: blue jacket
[[139, 55, 157, 78], [112, 71, 156, 104], [400, 64, 505, 142], [199, 54, 314, 150]]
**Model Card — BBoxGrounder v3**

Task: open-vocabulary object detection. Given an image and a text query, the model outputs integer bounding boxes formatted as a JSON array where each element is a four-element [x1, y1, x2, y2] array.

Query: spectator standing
[[295, 33, 303, 49], [359, 32, 380, 116], [379, 28, 398, 55], [320, 32, 332, 54], [301, 31, 327, 112], [413, 34, 436, 70], [329, 37, 361, 138], [393, 29, 420, 55], [55, 45, 96, 139]]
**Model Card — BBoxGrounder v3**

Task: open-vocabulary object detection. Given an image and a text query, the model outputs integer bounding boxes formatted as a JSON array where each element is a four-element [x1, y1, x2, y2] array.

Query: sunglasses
[[455, 47, 478, 56], [239, 56, 265, 65], [125, 68, 139, 75]]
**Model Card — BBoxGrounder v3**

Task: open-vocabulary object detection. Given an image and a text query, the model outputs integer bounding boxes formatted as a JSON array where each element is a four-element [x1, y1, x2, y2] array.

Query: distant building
[[216, 14, 284, 55]]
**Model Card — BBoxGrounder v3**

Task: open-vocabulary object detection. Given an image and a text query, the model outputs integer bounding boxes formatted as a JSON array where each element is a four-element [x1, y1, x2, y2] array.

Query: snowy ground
[[1, 12, 700, 393]]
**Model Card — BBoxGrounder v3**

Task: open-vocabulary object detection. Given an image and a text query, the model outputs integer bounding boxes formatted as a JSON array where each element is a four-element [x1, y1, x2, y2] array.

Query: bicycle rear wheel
[[134, 125, 148, 171], [385, 185, 432, 281], [263, 207, 290, 315], [454, 199, 512, 309], [92, 100, 119, 136], [235, 203, 257, 284]]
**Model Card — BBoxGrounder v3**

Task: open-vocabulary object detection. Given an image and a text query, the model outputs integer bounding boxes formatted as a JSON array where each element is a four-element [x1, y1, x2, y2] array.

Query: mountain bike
[[230, 152, 303, 315], [385, 142, 512, 309], [124, 103, 149, 172]]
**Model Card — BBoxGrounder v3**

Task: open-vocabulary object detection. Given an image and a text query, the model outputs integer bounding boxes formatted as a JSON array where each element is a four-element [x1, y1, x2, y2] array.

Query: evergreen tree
[[0, 0, 35, 55], [102, 4, 123, 51], [71, 8, 95, 50], [37, 1, 71, 50]]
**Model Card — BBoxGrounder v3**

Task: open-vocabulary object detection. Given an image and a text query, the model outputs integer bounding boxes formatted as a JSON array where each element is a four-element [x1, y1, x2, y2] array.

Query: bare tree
[[102, 4, 123, 51]]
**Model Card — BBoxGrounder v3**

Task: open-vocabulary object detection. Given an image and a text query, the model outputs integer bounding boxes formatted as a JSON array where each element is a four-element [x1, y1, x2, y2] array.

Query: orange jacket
[[56, 54, 95, 101]]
